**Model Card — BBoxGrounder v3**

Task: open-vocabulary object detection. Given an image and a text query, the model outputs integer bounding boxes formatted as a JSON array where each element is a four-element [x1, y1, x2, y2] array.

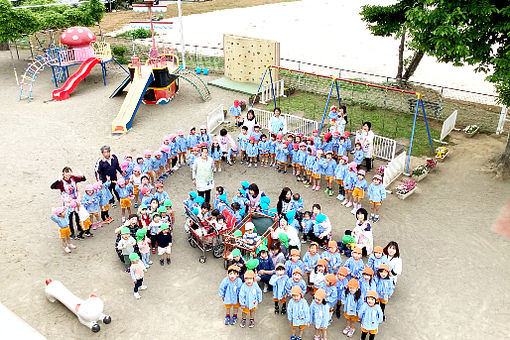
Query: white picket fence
[[206, 104, 224, 132], [383, 151, 406, 188], [435, 110, 458, 143], [251, 108, 319, 136], [373, 134, 397, 161], [259, 79, 286, 104], [496, 106, 508, 135]]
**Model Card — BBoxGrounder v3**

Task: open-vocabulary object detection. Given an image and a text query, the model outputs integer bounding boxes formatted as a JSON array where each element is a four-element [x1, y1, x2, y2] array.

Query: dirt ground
[[1, 49, 510, 339]]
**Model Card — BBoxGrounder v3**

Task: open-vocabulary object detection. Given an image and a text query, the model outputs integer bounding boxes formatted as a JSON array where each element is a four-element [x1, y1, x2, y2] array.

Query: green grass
[[264, 91, 440, 156]]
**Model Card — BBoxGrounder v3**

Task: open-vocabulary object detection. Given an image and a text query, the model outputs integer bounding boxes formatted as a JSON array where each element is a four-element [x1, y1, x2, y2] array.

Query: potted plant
[[239, 100, 247, 111], [463, 124, 479, 137], [376, 166, 385, 178], [411, 165, 428, 182], [425, 158, 436, 172], [395, 179, 417, 200], [435, 146, 449, 161]]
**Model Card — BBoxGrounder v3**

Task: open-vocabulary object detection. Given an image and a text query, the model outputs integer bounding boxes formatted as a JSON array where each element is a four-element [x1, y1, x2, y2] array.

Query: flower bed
[[396, 179, 417, 200], [463, 124, 479, 138], [425, 158, 436, 172], [411, 165, 428, 182], [435, 146, 449, 162]]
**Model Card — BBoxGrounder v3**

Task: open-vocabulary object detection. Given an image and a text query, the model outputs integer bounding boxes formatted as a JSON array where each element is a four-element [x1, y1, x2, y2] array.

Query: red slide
[[52, 57, 99, 101]]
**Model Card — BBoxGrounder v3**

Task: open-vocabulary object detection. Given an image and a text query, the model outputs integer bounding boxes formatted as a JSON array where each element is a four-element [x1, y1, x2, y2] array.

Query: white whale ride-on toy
[[45, 279, 111, 332]]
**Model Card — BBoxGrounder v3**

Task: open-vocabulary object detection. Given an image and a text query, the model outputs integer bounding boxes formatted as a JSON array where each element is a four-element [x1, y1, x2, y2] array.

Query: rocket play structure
[[110, 0, 211, 134]]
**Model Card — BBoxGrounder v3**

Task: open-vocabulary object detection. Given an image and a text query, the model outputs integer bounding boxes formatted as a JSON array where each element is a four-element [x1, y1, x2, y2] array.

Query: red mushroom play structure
[[51, 26, 115, 101]]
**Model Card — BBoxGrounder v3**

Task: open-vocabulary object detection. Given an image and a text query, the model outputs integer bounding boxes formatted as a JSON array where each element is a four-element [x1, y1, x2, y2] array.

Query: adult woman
[[95, 145, 123, 205], [269, 107, 287, 135], [355, 121, 375, 172], [192, 147, 215, 203], [383, 241, 402, 287], [271, 215, 300, 251], [241, 109, 258, 136], [276, 187, 293, 216], [247, 183, 265, 209]]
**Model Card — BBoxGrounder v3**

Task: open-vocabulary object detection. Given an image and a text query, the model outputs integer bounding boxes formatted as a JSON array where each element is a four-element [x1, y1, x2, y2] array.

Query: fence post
[[297, 61, 301, 88], [438, 87, 444, 119], [384, 77, 388, 109]]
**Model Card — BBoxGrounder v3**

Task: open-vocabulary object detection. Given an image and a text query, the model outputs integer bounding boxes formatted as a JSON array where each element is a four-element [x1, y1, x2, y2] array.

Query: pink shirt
[[137, 237, 151, 254]]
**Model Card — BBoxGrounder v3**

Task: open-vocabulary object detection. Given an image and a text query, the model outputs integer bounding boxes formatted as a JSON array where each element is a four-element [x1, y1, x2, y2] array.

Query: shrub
[[117, 28, 153, 40]]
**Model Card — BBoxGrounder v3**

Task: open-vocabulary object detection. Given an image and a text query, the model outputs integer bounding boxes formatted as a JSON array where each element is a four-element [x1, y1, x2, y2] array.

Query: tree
[[0, 0, 40, 42], [403, 0, 510, 178], [360, 1, 426, 84]]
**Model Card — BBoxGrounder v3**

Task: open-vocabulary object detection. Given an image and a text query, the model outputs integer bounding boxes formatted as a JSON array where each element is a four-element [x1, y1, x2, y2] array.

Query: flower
[[376, 166, 385, 176], [395, 179, 417, 195], [435, 146, 449, 159], [463, 125, 479, 134], [425, 158, 436, 169], [412, 165, 428, 177]]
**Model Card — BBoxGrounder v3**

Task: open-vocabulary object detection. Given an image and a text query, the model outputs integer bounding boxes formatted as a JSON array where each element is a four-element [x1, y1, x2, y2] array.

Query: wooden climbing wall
[[223, 34, 280, 85]]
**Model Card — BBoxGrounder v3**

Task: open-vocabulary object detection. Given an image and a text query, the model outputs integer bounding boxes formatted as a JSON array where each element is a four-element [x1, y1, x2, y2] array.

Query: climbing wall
[[223, 34, 280, 85]]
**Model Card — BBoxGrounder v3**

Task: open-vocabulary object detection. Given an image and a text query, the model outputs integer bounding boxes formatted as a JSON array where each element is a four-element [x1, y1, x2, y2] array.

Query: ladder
[[19, 53, 57, 102], [176, 68, 211, 101]]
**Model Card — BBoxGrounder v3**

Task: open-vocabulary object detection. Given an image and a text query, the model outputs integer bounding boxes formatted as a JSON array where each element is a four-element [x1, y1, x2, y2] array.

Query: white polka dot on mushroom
[[62, 33, 66, 38], [68, 28, 73, 33], [72, 35, 79, 40], [78, 29, 83, 33], [88, 33, 93, 39]]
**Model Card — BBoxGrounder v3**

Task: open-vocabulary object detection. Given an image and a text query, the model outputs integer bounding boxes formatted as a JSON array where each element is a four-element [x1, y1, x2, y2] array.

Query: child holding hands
[[238, 270, 263, 328]]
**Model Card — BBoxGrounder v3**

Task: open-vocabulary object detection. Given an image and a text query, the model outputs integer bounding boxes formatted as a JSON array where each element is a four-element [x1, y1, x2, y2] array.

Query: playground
[[1, 0, 510, 339]]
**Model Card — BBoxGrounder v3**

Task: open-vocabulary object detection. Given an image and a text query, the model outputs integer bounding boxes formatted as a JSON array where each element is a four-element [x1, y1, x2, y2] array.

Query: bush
[[112, 45, 128, 56], [117, 28, 153, 40]]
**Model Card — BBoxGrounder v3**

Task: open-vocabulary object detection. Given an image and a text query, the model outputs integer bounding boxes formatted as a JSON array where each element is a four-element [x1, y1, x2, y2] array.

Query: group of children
[[220, 240, 399, 340]]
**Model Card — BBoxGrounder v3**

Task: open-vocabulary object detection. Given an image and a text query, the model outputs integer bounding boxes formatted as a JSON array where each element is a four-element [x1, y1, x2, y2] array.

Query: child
[[275, 141, 290, 173], [230, 248, 246, 280], [352, 170, 368, 214], [152, 151, 163, 180], [323, 151, 337, 196], [211, 139, 223, 172], [374, 263, 393, 320], [296, 143, 307, 181], [310, 289, 329, 340], [342, 278, 362, 337], [331, 131, 340, 156], [338, 136, 348, 157], [335, 267, 349, 319], [163, 199, 175, 227], [301, 211, 314, 243], [284, 268, 307, 314], [344, 131, 352, 154], [130, 166, 143, 207], [136, 228, 152, 268], [169, 134, 179, 170], [310, 214, 331, 248], [148, 212, 161, 255], [320, 132, 333, 153], [199, 125, 212, 148], [246, 136, 259, 167], [302, 242, 320, 288], [157, 223, 172, 266], [232, 188, 248, 214], [138, 204, 150, 228], [310, 258, 327, 294], [286, 210, 300, 233], [219, 264, 243, 325], [117, 227, 136, 272], [312, 129, 321, 148], [367, 175, 386, 223], [82, 184, 101, 229], [140, 175, 153, 195], [219, 128, 236, 164], [320, 274, 338, 323], [153, 183, 170, 205], [256, 245, 275, 292], [142, 150, 153, 181], [285, 249, 306, 278], [140, 187, 153, 207], [269, 133, 278, 167], [343, 247, 365, 280], [185, 191, 198, 211], [304, 146, 316, 186], [342, 162, 358, 208], [237, 126, 249, 164], [358, 291, 384, 340], [360, 267, 377, 301], [242, 222, 259, 250], [176, 130, 188, 165], [311, 149, 325, 191], [367, 246, 389, 274], [115, 178, 133, 223], [321, 240, 342, 274], [129, 253, 147, 299], [96, 179, 113, 224], [188, 147, 199, 172], [159, 146, 170, 179], [290, 143, 300, 177], [335, 155, 349, 201], [353, 142, 364, 165], [270, 263, 289, 314], [50, 207, 76, 253], [258, 134, 269, 167], [228, 145, 238, 165], [287, 286, 310, 340], [187, 126, 199, 152], [238, 270, 263, 328], [230, 100, 242, 125]]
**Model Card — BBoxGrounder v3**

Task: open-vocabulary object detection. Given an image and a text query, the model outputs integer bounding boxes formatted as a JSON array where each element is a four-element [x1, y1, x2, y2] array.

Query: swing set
[[252, 65, 435, 173]]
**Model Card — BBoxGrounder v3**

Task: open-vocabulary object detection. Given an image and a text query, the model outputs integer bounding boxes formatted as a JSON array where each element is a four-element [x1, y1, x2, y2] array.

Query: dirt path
[[1, 50, 510, 339]]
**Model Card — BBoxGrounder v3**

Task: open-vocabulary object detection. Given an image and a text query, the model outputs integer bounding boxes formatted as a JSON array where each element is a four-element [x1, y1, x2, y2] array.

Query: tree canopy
[[0, 0, 105, 43]]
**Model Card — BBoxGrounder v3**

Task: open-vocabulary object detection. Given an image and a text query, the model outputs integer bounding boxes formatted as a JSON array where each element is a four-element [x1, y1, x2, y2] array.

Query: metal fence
[[207, 104, 224, 133], [252, 108, 319, 136]]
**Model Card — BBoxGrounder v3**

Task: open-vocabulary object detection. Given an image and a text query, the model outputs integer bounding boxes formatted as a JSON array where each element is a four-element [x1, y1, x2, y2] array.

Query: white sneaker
[[64, 247, 71, 253], [248, 163, 252, 167], [218, 168, 222, 172], [254, 163, 258, 168], [341, 199, 348, 206], [68, 243, 77, 249], [350, 207, 357, 214], [213, 168, 217, 172], [342, 326, 350, 335], [345, 201, 352, 208], [134, 292, 141, 299], [148, 261, 153, 265], [263, 283, 268, 293], [122, 217, 126, 223], [140, 285, 148, 290]]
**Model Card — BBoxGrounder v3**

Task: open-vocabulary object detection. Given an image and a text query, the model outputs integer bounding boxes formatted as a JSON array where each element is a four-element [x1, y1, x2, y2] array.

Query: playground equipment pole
[[250, 66, 269, 109], [268, 68, 277, 110], [405, 93, 434, 174], [334, 80, 341, 108], [318, 80, 335, 135], [177, 0, 186, 68]]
